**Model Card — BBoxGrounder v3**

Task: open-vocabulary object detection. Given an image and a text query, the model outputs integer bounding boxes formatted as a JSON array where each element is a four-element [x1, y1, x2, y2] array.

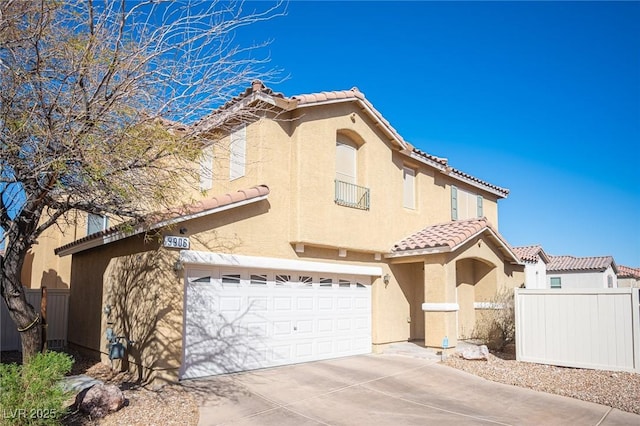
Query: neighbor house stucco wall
[[524, 258, 548, 289], [547, 266, 618, 289]]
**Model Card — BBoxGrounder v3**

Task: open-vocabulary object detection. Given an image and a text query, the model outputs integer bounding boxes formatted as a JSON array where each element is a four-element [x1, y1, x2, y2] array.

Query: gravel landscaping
[[443, 351, 640, 415], [3, 348, 638, 423]]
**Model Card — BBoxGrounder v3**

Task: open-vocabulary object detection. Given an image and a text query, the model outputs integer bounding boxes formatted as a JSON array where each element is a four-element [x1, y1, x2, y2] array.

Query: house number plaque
[[163, 235, 190, 249]]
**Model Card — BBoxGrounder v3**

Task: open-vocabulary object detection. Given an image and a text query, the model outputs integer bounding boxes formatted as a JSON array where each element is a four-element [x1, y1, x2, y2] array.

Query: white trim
[[385, 246, 449, 259], [180, 251, 383, 276], [57, 195, 268, 257], [422, 302, 459, 312]]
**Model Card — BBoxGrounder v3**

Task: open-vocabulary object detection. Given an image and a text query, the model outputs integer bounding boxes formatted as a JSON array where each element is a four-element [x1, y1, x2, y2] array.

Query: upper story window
[[87, 213, 108, 235], [199, 145, 213, 191], [229, 124, 246, 181], [335, 137, 357, 184], [607, 275, 613, 288], [550, 277, 562, 289], [451, 186, 483, 220], [334, 135, 369, 210], [403, 166, 416, 209]]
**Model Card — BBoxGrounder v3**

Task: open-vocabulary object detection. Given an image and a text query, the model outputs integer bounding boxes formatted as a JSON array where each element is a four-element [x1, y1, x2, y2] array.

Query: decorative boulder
[[461, 344, 490, 361], [77, 384, 125, 418]]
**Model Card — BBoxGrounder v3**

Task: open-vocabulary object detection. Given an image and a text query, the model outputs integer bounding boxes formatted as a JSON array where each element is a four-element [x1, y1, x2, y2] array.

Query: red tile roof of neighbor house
[[512, 245, 550, 264], [390, 217, 521, 263], [55, 185, 270, 256], [197, 81, 509, 198], [546, 255, 617, 273], [618, 265, 640, 279]]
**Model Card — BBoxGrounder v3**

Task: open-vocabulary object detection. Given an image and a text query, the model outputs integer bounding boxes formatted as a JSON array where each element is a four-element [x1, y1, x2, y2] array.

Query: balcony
[[334, 179, 370, 211]]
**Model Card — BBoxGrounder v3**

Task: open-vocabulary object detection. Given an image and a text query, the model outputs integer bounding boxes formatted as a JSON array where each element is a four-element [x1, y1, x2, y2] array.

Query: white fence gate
[[515, 288, 640, 373], [1, 289, 69, 351]]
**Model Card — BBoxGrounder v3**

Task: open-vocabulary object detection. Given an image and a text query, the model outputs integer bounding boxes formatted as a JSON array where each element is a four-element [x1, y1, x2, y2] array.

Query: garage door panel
[[318, 319, 333, 332], [182, 268, 371, 379], [274, 297, 292, 311], [297, 297, 314, 310], [219, 296, 242, 312], [248, 296, 268, 311], [296, 319, 314, 334], [318, 297, 333, 310]]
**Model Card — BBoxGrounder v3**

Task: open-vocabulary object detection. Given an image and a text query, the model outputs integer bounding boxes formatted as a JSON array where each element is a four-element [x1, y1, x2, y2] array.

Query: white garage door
[[181, 267, 372, 379]]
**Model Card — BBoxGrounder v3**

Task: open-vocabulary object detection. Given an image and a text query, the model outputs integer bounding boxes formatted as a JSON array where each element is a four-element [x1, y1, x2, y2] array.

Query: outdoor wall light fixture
[[173, 259, 183, 274], [383, 274, 390, 287]]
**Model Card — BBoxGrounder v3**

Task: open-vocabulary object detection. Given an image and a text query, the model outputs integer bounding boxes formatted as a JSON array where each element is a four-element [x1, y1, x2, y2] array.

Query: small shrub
[[472, 288, 516, 351], [0, 351, 74, 426]]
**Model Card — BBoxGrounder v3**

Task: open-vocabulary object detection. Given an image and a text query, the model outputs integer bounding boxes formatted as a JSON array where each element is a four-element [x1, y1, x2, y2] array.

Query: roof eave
[[56, 194, 269, 257], [400, 150, 508, 198]]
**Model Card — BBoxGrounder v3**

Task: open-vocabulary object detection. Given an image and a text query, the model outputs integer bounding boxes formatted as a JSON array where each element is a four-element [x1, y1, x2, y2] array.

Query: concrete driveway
[[187, 354, 639, 425]]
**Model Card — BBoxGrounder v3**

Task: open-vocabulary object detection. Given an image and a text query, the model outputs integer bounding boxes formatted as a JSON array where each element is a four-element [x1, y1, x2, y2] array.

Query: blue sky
[[239, 0, 639, 266]]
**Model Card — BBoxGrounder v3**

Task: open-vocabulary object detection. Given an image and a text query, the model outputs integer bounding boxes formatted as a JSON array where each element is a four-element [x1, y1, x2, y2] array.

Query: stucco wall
[[548, 266, 618, 289], [524, 258, 548, 289]]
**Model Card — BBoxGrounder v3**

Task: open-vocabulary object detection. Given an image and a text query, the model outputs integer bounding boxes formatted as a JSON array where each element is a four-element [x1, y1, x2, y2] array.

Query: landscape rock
[[461, 344, 490, 361], [77, 383, 126, 418]]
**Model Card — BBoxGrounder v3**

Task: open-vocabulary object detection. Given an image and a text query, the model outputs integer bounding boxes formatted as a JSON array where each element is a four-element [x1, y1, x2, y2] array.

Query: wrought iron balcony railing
[[334, 179, 370, 210]]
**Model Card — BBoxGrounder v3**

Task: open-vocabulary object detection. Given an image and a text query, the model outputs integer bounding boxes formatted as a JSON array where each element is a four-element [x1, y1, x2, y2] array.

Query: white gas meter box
[[163, 235, 190, 249]]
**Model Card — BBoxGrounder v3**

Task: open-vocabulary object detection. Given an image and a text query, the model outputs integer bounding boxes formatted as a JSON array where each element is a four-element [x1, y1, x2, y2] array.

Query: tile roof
[[390, 217, 520, 264], [618, 265, 640, 279], [547, 255, 617, 273], [55, 185, 269, 256], [195, 81, 509, 198], [512, 245, 550, 264]]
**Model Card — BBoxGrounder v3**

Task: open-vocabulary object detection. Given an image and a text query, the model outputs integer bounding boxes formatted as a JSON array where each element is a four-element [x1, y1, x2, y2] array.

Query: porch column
[[423, 257, 458, 348]]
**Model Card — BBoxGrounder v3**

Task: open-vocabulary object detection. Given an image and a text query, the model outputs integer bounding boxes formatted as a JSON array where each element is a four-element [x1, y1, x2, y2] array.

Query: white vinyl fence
[[515, 288, 640, 373], [1, 288, 69, 351]]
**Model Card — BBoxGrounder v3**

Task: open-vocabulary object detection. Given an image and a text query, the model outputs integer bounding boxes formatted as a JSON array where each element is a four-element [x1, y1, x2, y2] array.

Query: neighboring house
[[54, 82, 525, 383], [512, 245, 550, 289], [546, 255, 618, 289], [617, 265, 640, 288]]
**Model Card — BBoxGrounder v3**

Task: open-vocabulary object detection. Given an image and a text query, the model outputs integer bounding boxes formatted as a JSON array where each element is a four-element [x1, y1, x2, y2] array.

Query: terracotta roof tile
[[200, 82, 508, 198], [512, 245, 549, 264], [618, 265, 640, 279], [547, 255, 617, 273], [55, 185, 269, 255], [392, 217, 507, 252]]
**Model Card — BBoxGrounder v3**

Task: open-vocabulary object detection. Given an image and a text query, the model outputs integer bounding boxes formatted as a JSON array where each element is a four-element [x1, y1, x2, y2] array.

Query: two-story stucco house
[[546, 255, 618, 289], [512, 245, 550, 289], [55, 82, 524, 383]]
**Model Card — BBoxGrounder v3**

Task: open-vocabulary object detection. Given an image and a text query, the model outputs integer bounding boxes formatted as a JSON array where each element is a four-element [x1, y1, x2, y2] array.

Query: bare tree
[[0, 0, 284, 361]]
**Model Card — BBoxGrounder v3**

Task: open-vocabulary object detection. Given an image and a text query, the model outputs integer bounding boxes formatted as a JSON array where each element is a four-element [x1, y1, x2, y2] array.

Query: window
[[335, 136, 369, 210], [550, 277, 562, 289], [607, 275, 613, 288], [250, 274, 267, 286], [87, 214, 108, 235], [451, 186, 484, 220], [403, 167, 415, 209], [335, 138, 357, 184], [221, 274, 241, 286], [229, 125, 246, 180], [199, 145, 213, 191]]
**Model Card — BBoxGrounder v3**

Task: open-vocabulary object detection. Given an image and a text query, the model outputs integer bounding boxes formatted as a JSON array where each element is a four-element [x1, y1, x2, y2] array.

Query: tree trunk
[[1, 250, 42, 363]]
